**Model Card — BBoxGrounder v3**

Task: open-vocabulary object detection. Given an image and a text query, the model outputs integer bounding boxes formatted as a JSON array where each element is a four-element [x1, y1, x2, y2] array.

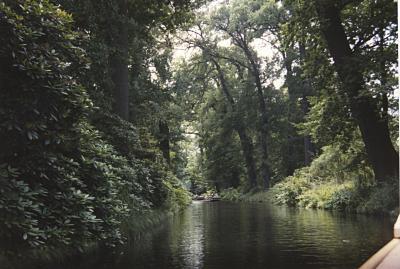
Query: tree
[[110, 0, 130, 120], [315, 0, 399, 181], [212, 59, 259, 188], [251, 0, 316, 169], [57, 0, 201, 121], [211, 3, 272, 188], [186, 21, 261, 188]]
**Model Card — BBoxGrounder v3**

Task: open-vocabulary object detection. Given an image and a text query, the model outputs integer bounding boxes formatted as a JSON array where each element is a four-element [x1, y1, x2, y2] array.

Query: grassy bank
[[270, 177, 399, 215], [221, 180, 399, 216], [220, 142, 399, 216]]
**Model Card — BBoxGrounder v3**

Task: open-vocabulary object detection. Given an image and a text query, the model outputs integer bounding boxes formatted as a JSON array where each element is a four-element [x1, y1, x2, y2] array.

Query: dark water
[[110, 202, 393, 269], [37, 201, 393, 269]]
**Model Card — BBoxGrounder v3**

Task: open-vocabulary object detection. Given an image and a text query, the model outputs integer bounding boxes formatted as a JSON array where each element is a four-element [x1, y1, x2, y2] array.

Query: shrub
[[271, 173, 311, 206], [163, 177, 192, 211], [0, 1, 134, 254], [270, 136, 386, 213], [296, 182, 357, 210], [0, 0, 95, 252], [325, 184, 359, 210], [357, 181, 399, 214], [92, 112, 172, 208], [220, 188, 242, 201]]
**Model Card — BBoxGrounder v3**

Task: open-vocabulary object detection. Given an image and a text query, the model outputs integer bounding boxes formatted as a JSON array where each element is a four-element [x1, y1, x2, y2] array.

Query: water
[[112, 201, 392, 269], [32, 201, 393, 269]]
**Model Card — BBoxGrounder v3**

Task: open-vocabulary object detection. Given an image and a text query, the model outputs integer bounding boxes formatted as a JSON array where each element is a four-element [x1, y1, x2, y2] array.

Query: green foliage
[[324, 185, 359, 211], [204, 127, 244, 190], [92, 112, 170, 208], [357, 181, 399, 214], [221, 188, 272, 203], [271, 137, 397, 213], [272, 174, 310, 206], [241, 191, 272, 203], [220, 188, 242, 201], [186, 162, 208, 195], [297, 182, 357, 210], [0, 0, 106, 252], [164, 180, 192, 211], [271, 175, 353, 210], [300, 93, 356, 148], [0, 1, 190, 257]]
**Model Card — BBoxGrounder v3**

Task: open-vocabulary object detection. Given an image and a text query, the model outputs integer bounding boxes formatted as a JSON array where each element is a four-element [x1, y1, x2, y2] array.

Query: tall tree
[[56, 0, 201, 121], [252, 0, 316, 169], [212, 59, 258, 188], [313, 0, 398, 181], [111, 0, 129, 120], [211, 4, 272, 188]]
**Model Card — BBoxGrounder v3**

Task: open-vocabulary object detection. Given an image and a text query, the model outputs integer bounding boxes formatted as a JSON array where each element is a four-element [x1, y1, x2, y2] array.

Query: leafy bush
[[164, 179, 192, 211], [0, 1, 145, 254], [325, 185, 359, 210], [220, 188, 242, 201], [0, 0, 97, 252], [270, 136, 390, 212], [271, 173, 311, 206], [357, 181, 399, 214], [92, 112, 171, 208], [297, 183, 357, 210]]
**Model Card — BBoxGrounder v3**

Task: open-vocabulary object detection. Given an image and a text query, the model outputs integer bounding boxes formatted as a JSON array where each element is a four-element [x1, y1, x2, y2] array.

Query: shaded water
[[112, 202, 392, 269], [37, 201, 393, 269]]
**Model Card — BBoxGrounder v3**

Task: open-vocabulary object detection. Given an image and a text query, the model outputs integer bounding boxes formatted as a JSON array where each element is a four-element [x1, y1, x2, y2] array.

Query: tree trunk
[[110, 0, 129, 121], [213, 59, 258, 188], [315, 1, 399, 181], [282, 55, 297, 175], [236, 125, 258, 188], [242, 45, 271, 189], [301, 96, 313, 166], [299, 43, 314, 166], [158, 120, 170, 165]]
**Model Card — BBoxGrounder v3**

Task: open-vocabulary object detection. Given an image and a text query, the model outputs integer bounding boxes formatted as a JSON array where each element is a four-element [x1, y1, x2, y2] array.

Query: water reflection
[[175, 202, 204, 269], [113, 202, 392, 269]]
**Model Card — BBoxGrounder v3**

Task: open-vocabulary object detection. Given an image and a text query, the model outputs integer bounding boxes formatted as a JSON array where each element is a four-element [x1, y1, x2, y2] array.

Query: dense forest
[[0, 0, 398, 266]]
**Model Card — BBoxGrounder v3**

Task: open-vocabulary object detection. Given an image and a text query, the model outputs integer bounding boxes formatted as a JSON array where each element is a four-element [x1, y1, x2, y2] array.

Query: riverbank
[[220, 179, 399, 216], [220, 188, 271, 203], [271, 176, 399, 215]]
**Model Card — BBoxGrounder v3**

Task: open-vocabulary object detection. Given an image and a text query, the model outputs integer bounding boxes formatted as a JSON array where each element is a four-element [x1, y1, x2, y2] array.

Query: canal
[[37, 201, 394, 269], [110, 201, 393, 269]]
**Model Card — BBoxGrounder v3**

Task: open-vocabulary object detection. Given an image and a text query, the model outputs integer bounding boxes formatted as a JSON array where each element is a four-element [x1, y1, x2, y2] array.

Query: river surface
[[110, 201, 393, 269], [49, 201, 393, 269]]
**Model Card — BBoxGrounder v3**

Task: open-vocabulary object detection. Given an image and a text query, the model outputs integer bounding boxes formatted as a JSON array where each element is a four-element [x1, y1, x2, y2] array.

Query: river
[[108, 201, 392, 269], [39, 201, 394, 269]]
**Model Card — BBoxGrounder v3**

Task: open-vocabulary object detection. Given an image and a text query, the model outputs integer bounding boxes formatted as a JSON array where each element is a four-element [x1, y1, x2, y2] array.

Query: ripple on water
[[110, 202, 393, 269]]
